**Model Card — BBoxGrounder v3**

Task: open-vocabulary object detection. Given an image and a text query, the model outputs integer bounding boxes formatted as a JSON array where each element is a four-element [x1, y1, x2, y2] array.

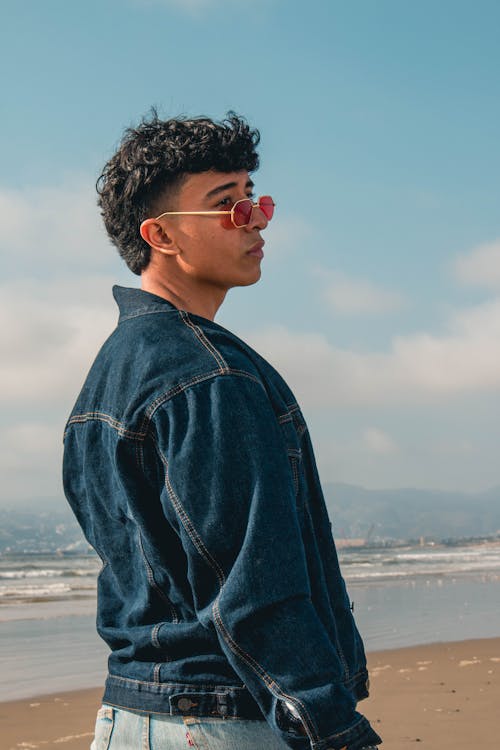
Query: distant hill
[[1, 484, 499, 553], [0, 502, 89, 554], [322, 483, 500, 541]]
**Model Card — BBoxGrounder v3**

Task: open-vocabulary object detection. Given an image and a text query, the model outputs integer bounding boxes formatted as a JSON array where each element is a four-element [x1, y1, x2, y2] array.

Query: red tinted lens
[[232, 199, 253, 227], [258, 196, 275, 220]]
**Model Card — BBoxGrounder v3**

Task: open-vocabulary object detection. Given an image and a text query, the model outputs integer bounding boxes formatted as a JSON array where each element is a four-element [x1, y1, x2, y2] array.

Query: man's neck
[[140, 275, 226, 322]]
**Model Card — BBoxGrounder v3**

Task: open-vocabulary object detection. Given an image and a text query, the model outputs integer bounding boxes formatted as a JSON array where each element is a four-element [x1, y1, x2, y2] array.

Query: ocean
[[1, 541, 499, 701]]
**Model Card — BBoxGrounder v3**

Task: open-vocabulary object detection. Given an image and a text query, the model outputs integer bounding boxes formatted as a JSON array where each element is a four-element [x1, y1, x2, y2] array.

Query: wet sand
[[1, 637, 498, 749]]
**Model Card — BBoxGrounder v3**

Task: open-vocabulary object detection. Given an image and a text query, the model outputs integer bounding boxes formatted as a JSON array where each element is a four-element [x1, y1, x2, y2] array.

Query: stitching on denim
[[277, 403, 306, 427], [153, 663, 162, 684], [338, 635, 350, 679], [290, 456, 299, 496], [134, 440, 141, 471], [138, 532, 180, 624], [179, 311, 229, 373], [141, 370, 221, 429], [278, 402, 300, 419], [151, 624, 162, 650], [140, 369, 263, 434], [65, 412, 145, 440], [181, 715, 252, 725], [152, 438, 226, 590], [141, 713, 150, 750], [107, 674, 246, 691], [277, 404, 308, 442], [102, 699, 255, 721], [119, 309, 178, 323], [67, 371, 264, 442], [212, 598, 318, 742]]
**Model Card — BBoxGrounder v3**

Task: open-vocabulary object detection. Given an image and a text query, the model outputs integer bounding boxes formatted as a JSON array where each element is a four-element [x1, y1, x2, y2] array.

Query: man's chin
[[234, 269, 262, 288]]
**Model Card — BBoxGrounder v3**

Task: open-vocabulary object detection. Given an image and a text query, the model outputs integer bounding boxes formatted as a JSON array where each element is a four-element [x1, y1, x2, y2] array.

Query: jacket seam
[[303, 502, 350, 680], [179, 311, 229, 373], [151, 624, 162, 650], [147, 377, 319, 738], [64, 370, 265, 442], [152, 437, 226, 590], [137, 532, 179, 625], [140, 369, 264, 432], [146, 379, 318, 741], [102, 699, 261, 721], [277, 405, 308, 439], [64, 412, 145, 440], [118, 309, 178, 323], [107, 674, 246, 690], [212, 597, 319, 743], [277, 403, 301, 424], [135, 439, 144, 471], [290, 455, 300, 496]]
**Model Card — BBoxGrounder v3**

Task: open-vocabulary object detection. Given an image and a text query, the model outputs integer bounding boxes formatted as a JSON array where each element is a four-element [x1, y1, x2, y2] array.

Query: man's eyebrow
[[205, 179, 254, 199]]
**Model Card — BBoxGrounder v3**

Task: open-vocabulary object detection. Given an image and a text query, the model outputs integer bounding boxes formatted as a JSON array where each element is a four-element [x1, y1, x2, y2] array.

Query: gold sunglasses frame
[[154, 196, 275, 229]]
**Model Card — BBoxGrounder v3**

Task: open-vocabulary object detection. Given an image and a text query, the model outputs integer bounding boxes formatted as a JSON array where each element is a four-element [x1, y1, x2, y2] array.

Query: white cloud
[[454, 239, 500, 289], [1, 177, 498, 498], [0, 179, 129, 407], [0, 276, 118, 408], [247, 297, 500, 407], [362, 428, 398, 455], [315, 268, 405, 315], [0, 179, 114, 277]]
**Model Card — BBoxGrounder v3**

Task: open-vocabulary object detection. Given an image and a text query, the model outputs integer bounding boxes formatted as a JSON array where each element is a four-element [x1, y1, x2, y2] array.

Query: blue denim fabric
[[91, 703, 291, 749], [63, 286, 381, 750]]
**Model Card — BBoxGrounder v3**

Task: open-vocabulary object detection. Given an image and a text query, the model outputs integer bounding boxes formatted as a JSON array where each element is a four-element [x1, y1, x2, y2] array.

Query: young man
[[63, 113, 381, 750]]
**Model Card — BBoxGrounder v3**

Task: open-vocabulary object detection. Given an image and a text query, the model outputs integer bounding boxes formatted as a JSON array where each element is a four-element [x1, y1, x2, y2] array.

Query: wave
[[0, 568, 98, 579], [1, 582, 73, 598], [1, 544, 499, 607]]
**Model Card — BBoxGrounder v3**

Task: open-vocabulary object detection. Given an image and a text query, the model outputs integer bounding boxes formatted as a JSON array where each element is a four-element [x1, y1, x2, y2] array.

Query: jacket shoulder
[[65, 309, 276, 436]]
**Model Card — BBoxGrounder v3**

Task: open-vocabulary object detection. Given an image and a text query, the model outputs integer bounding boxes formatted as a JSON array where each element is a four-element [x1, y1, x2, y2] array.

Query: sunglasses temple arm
[[155, 210, 232, 220]]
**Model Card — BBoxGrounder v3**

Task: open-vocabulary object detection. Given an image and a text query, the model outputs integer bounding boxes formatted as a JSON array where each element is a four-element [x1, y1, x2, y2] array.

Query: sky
[[1, 0, 499, 507]]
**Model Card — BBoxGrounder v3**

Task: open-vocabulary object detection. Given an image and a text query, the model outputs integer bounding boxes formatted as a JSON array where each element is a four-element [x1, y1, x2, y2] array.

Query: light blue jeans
[[91, 704, 291, 750]]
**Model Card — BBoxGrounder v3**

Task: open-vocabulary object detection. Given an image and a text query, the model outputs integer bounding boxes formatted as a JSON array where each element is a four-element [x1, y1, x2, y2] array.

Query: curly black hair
[[96, 110, 260, 274]]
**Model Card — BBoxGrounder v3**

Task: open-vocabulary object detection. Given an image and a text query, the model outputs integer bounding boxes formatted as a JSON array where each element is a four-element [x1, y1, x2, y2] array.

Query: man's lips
[[246, 240, 265, 258]]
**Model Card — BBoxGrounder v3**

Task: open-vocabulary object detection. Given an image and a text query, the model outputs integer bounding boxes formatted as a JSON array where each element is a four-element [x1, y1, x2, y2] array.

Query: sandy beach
[[0, 637, 498, 750]]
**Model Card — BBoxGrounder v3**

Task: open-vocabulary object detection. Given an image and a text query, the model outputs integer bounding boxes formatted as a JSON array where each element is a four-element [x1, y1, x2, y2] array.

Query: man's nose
[[245, 204, 268, 231]]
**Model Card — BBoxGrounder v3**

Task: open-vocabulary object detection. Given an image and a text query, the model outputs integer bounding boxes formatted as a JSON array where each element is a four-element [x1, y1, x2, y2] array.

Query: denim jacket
[[63, 286, 381, 750]]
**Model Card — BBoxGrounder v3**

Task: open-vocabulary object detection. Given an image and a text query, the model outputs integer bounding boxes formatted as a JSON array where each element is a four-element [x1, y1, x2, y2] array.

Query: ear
[[140, 218, 180, 256]]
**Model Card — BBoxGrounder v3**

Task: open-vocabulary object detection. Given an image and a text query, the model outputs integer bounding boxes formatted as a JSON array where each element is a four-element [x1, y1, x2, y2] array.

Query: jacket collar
[[113, 285, 179, 323]]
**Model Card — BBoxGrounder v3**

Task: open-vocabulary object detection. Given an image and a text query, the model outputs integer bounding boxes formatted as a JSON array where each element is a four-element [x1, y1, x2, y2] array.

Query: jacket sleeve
[[153, 373, 381, 750]]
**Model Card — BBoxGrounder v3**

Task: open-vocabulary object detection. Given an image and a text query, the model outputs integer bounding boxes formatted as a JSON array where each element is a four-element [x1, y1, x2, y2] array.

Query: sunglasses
[[154, 195, 275, 229]]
